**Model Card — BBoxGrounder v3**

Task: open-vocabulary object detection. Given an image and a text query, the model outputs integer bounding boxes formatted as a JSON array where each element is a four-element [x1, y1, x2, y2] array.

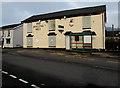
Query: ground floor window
[[27, 37, 33, 47], [48, 32, 56, 47], [6, 38, 10, 44], [49, 36, 56, 47]]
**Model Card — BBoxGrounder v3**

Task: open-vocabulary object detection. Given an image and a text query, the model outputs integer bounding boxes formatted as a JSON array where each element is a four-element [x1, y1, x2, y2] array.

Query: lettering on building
[[33, 22, 44, 30]]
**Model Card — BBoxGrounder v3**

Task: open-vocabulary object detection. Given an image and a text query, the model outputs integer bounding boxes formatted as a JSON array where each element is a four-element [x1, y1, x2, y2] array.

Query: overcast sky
[[1, 1, 119, 28]]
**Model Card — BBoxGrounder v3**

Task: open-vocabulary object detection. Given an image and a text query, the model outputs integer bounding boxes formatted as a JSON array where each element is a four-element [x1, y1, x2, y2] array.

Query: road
[[1, 49, 120, 88]]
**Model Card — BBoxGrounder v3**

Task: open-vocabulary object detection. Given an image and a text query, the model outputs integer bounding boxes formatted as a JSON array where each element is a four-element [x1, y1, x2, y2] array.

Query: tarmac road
[[1, 49, 120, 88]]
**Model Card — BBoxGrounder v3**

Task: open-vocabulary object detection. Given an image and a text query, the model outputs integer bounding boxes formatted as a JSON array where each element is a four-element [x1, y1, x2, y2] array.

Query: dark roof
[[22, 5, 106, 23], [0, 23, 21, 30]]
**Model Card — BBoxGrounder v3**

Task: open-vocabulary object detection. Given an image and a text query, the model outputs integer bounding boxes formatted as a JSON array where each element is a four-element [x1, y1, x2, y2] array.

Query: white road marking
[[19, 79, 28, 84], [9, 74, 17, 78], [31, 84, 40, 88], [2, 70, 40, 88], [2, 71, 8, 74]]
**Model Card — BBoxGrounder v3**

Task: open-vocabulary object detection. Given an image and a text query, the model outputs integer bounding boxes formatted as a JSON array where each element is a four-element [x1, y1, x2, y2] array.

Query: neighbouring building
[[1, 24, 23, 48], [0, 29, 2, 47], [22, 5, 106, 51]]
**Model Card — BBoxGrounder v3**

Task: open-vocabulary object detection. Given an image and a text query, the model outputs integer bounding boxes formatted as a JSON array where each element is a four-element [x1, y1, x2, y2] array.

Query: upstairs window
[[82, 16, 91, 29], [27, 23, 32, 33], [48, 20, 55, 31], [58, 25, 64, 31]]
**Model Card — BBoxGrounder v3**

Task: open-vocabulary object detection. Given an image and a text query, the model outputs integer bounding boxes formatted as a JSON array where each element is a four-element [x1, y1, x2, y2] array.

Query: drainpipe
[[102, 13, 105, 49]]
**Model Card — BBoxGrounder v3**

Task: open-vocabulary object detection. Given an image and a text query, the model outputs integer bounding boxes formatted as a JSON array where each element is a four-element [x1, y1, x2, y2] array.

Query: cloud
[[14, 8, 33, 21], [65, 0, 80, 8], [108, 10, 118, 15], [2, 4, 33, 26], [1, 2, 119, 28]]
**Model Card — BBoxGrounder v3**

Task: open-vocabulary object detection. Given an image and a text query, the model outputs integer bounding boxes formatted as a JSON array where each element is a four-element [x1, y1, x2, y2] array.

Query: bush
[[105, 38, 120, 50]]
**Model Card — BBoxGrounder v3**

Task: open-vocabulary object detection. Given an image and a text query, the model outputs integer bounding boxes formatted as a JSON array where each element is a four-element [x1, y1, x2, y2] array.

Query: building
[[1, 24, 23, 48], [0, 29, 2, 47], [22, 5, 106, 51]]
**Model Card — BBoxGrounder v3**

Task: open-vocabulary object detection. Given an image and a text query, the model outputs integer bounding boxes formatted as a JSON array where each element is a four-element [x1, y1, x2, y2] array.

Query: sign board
[[33, 22, 44, 30]]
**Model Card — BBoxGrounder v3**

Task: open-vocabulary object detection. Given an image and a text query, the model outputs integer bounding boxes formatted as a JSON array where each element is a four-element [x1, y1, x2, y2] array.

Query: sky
[[0, 1, 119, 28]]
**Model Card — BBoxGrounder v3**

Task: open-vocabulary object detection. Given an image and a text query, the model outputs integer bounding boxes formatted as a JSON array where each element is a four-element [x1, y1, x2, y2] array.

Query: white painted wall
[[13, 25, 23, 47], [0, 30, 2, 47], [65, 36, 70, 50], [2, 25, 23, 48], [3, 29, 13, 48]]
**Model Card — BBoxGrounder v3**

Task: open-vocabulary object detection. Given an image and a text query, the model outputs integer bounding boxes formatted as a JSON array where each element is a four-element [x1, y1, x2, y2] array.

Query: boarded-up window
[[82, 16, 91, 29], [49, 36, 56, 47], [27, 37, 33, 47], [48, 20, 55, 31], [27, 23, 32, 32]]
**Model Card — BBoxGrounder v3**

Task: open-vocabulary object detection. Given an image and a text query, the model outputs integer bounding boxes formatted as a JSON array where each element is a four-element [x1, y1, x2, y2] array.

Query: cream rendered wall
[[32, 21, 49, 48], [91, 13, 105, 49], [55, 14, 105, 49], [55, 17, 82, 48], [23, 13, 105, 49]]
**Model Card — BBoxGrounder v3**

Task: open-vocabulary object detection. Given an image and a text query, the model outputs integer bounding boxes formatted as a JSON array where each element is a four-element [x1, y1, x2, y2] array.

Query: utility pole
[[112, 24, 114, 38], [112, 24, 114, 50]]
